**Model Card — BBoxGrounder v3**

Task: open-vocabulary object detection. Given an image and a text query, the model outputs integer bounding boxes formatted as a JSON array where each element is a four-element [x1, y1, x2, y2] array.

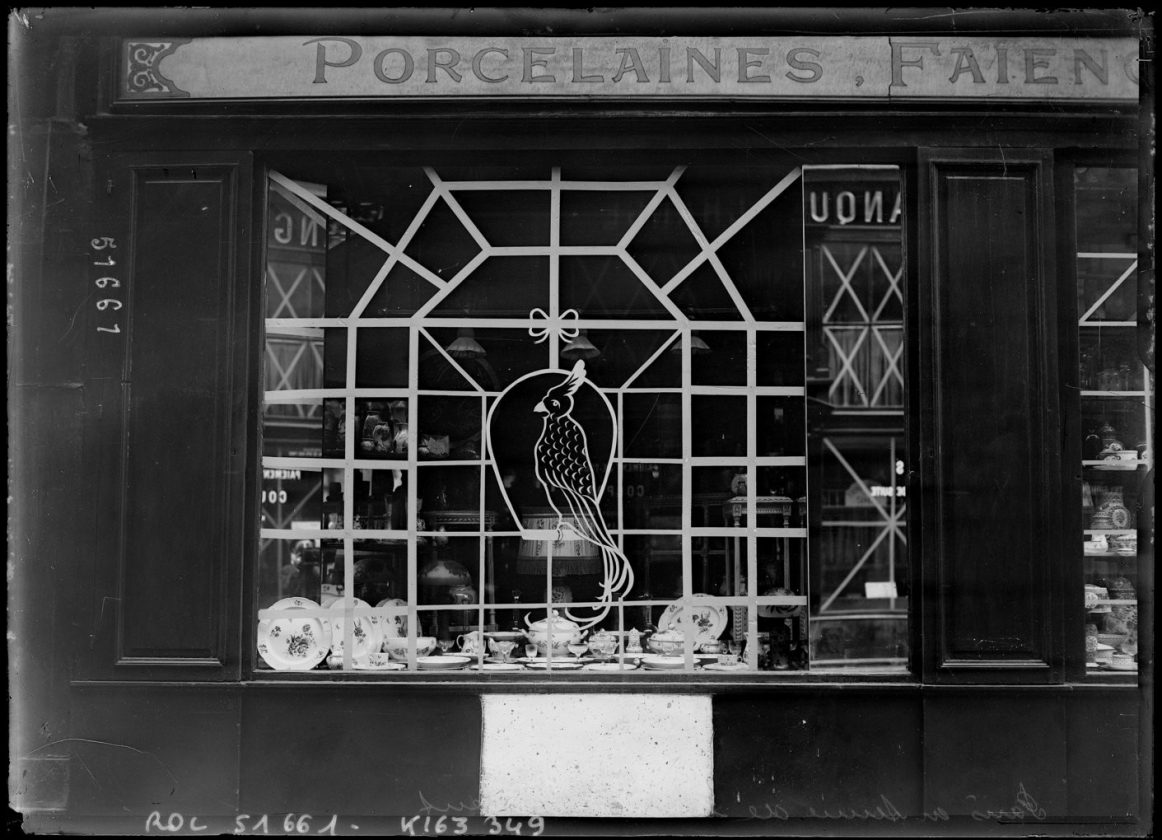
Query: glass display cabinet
[[1074, 166, 1149, 678]]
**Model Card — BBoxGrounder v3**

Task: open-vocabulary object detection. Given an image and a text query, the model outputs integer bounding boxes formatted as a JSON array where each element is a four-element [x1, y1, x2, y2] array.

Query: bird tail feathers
[[558, 489, 635, 631]]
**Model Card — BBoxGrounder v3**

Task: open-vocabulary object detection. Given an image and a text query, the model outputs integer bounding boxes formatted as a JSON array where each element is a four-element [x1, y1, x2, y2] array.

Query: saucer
[[583, 661, 639, 672]]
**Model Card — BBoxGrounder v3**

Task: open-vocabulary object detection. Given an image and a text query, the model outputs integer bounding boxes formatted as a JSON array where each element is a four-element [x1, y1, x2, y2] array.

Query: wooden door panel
[[919, 150, 1063, 681]]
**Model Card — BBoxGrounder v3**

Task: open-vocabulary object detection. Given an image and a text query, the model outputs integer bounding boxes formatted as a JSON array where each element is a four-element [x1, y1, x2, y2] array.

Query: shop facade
[[9, 8, 1154, 835]]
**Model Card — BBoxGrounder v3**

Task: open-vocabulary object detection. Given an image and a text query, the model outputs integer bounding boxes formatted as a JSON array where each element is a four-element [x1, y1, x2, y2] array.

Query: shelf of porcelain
[[1088, 599, 1138, 608], [1079, 390, 1150, 397], [1083, 552, 1139, 559], [1083, 460, 1147, 470], [1084, 529, 1137, 537]]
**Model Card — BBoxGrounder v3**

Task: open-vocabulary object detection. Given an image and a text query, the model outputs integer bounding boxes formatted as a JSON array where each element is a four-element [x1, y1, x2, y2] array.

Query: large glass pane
[[804, 167, 908, 672], [257, 158, 907, 677], [1075, 166, 1148, 680]]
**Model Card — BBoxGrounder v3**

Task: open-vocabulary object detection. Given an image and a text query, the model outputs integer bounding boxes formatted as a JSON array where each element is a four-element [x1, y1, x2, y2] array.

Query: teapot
[[524, 610, 584, 657], [647, 628, 686, 656]]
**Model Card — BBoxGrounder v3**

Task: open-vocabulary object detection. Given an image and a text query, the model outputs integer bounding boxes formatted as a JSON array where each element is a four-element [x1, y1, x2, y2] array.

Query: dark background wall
[[9, 8, 1151, 836]]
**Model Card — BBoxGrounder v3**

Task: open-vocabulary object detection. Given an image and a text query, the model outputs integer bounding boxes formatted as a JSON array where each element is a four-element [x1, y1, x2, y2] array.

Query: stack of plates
[[468, 662, 523, 672], [702, 661, 749, 672], [583, 661, 639, 672], [640, 655, 688, 670], [415, 655, 471, 671]]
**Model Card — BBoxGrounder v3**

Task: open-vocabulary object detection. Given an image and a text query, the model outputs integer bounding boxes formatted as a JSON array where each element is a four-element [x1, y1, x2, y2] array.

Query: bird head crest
[[556, 360, 586, 397], [534, 360, 586, 416]]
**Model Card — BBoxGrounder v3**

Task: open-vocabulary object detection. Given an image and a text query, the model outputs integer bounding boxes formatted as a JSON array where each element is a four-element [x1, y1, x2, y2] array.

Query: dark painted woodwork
[[77, 153, 254, 681], [10, 116, 95, 812], [43, 684, 1146, 830], [713, 691, 923, 818], [1065, 691, 1141, 818], [67, 686, 243, 816], [239, 689, 483, 816], [920, 150, 1063, 681], [922, 690, 1069, 817], [117, 167, 235, 664]]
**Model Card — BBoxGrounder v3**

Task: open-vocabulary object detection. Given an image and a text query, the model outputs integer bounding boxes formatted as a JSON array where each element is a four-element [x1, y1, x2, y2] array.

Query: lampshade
[[419, 557, 474, 587], [516, 511, 603, 576], [561, 330, 601, 360], [669, 333, 711, 354], [446, 328, 487, 360]]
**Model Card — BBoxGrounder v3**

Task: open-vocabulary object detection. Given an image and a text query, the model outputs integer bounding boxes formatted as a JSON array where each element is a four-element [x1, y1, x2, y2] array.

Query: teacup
[[364, 651, 394, 668]]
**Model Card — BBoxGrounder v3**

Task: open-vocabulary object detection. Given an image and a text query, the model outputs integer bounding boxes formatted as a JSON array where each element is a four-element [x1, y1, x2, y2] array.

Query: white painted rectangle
[[865, 580, 899, 599], [480, 694, 714, 818], [121, 36, 1138, 101]]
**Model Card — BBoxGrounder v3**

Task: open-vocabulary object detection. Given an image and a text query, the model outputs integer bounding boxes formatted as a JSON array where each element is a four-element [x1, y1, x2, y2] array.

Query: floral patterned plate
[[375, 597, 409, 637], [658, 594, 727, 648], [326, 597, 381, 659], [258, 597, 332, 671]]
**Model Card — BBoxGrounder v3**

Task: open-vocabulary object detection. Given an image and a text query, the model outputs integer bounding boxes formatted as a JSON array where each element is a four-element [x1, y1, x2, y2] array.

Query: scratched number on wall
[[91, 236, 123, 333]]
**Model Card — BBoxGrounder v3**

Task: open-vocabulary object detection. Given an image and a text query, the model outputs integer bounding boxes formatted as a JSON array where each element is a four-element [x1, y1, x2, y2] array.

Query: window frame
[[246, 141, 921, 684]]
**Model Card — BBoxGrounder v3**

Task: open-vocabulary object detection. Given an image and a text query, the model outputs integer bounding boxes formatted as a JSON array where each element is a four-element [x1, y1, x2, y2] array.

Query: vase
[[1097, 487, 1131, 530]]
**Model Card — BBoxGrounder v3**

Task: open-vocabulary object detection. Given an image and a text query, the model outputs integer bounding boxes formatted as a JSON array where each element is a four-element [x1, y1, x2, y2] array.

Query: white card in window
[[864, 581, 898, 599]]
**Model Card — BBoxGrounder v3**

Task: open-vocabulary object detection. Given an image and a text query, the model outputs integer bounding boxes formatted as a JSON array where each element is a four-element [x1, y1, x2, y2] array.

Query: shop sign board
[[122, 36, 1140, 102]]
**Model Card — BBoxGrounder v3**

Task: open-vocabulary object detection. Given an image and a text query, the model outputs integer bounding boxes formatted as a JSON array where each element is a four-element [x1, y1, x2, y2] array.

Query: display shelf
[[1088, 599, 1138, 608], [1082, 460, 1147, 470], [1079, 390, 1150, 398], [1083, 529, 1137, 537]]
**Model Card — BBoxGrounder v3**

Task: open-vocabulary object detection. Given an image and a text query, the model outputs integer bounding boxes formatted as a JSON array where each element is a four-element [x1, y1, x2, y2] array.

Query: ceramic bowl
[[383, 636, 437, 660], [485, 631, 526, 643], [1109, 654, 1136, 671]]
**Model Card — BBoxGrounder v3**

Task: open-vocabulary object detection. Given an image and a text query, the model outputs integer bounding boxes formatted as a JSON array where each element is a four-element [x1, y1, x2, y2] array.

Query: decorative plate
[[524, 660, 583, 670], [1108, 508, 1131, 529], [583, 661, 639, 672], [640, 654, 690, 670], [658, 594, 727, 647], [468, 662, 524, 672], [702, 661, 750, 672], [257, 597, 332, 671], [375, 597, 408, 637], [327, 598, 381, 659], [416, 655, 471, 671]]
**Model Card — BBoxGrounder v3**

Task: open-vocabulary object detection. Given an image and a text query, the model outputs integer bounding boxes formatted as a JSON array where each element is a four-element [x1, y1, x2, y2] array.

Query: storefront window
[[1075, 166, 1148, 678], [256, 157, 907, 675]]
